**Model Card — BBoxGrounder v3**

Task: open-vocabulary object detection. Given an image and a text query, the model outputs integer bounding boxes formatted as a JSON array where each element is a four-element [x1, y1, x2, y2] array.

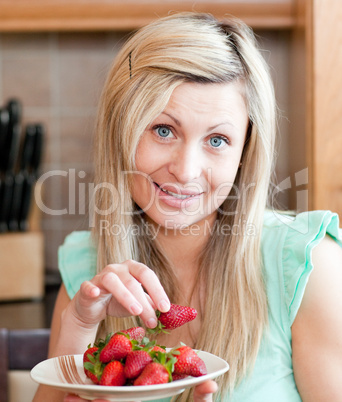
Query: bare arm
[[292, 235, 342, 401]]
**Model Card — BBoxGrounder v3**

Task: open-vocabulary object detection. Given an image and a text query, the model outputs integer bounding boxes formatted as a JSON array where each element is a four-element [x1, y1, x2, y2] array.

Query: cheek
[[209, 165, 239, 204], [210, 163, 238, 191], [135, 139, 163, 175]]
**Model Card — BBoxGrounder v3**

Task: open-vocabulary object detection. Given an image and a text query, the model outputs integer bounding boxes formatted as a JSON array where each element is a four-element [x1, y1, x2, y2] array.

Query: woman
[[34, 12, 342, 402]]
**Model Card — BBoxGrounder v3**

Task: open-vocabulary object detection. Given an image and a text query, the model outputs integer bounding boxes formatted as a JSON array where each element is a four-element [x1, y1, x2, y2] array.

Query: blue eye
[[156, 126, 171, 138], [209, 136, 227, 148]]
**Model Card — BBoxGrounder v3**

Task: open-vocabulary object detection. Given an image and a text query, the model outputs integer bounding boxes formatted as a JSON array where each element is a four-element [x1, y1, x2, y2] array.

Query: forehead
[[163, 81, 248, 124]]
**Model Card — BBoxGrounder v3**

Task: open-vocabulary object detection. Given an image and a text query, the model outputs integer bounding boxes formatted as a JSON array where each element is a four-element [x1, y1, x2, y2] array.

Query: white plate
[[31, 350, 229, 401]]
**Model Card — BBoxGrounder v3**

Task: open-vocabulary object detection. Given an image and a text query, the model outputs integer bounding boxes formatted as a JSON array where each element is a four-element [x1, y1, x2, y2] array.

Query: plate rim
[[31, 350, 229, 396]]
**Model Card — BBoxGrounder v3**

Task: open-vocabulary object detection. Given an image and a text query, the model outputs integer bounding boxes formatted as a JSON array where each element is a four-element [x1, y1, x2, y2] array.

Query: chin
[[147, 209, 215, 231]]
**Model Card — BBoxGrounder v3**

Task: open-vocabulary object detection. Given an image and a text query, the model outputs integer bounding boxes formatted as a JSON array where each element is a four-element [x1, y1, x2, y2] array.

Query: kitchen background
[[0, 29, 293, 271]]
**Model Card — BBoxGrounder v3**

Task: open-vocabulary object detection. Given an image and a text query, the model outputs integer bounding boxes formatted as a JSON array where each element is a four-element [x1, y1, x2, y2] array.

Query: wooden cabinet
[[305, 0, 342, 214], [0, 0, 341, 217], [0, 1, 295, 31]]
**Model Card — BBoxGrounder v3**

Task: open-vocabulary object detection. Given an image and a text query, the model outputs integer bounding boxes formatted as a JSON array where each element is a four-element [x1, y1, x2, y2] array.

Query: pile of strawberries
[[83, 303, 207, 386]]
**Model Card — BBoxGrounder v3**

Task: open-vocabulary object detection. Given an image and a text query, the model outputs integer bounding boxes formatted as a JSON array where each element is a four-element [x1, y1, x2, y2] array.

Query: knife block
[[0, 184, 44, 301]]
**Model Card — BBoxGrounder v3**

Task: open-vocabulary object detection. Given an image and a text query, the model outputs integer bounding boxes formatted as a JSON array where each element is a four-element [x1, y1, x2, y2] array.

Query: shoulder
[[291, 235, 342, 398], [261, 209, 342, 323], [58, 231, 97, 300], [296, 233, 342, 320]]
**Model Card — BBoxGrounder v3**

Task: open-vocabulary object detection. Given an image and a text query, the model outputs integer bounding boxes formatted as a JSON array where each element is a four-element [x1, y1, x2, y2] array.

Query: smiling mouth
[[154, 183, 201, 200]]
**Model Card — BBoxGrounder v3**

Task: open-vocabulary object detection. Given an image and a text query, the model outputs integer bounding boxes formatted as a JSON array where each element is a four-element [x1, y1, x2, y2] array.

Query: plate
[[31, 350, 229, 401]]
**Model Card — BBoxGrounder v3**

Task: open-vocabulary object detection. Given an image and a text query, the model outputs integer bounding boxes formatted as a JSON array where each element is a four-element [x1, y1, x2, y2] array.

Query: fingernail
[[158, 300, 170, 312], [130, 302, 143, 315], [147, 318, 158, 328]]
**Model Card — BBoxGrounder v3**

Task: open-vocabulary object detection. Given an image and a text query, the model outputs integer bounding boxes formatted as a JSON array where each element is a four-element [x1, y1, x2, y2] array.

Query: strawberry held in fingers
[[99, 360, 126, 386], [99, 333, 132, 363], [149, 303, 197, 334]]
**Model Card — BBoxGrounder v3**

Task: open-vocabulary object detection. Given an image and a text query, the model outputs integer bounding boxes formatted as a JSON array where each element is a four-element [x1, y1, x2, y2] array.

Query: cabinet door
[[306, 0, 342, 216]]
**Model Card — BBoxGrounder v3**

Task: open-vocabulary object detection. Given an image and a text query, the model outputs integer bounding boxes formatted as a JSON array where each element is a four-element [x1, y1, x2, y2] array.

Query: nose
[[168, 144, 202, 184]]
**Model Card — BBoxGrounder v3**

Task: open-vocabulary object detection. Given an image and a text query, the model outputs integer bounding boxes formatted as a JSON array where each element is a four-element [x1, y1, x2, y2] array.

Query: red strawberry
[[83, 346, 100, 384], [124, 350, 153, 379], [172, 373, 189, 381], [99, 360, 126, 386], [151, 345, 166, 353], [121, 327, 146, 343], [133, 362, 170, 386], [99, 333, 132, 363], [149, 303, 197, 334], [173, 346, 207, 377]]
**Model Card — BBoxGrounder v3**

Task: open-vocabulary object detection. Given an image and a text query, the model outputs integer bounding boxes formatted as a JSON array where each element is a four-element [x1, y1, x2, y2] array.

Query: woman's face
[[132, 81, 249, 229]]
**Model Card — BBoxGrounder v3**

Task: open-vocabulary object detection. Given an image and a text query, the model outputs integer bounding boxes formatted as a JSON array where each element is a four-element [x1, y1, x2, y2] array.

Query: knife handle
[[7, 99, 22, 127], [31, 124, 44, 175], [20, 124, 36, 171], [8, 172, 25, 232], [0, 108, 10, 174], [19, 173, 35, 232], [0, 174, 14, 233], [3, 123, 21, 174]]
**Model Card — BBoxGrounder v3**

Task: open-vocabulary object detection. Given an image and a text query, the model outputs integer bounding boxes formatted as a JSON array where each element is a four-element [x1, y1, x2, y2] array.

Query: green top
[[58, 210, 342, 401]]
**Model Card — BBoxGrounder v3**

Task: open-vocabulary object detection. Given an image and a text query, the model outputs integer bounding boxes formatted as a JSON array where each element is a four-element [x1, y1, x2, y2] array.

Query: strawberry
[[133, 347, 176, 386], [173, 346, 207, 377], [99, 360, 126, 386], [99, 333, 132, 363], [172, 373, 189, 381], [149, 303, 197, 334], [83, 346, 104, 384], [133, 362, 170, 386], [124, 350, 153, 379], [121, 327, 146, 343], [151, 345, 166, 353]]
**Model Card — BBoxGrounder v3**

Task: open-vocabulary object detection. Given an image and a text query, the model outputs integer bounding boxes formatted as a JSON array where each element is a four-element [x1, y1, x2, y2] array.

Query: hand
[[68, 260, 170, 330], [64, 394, 141, 402], [64, 395, 108, 402], [193, 380, 218, 402], [64, 382, 217, 402]]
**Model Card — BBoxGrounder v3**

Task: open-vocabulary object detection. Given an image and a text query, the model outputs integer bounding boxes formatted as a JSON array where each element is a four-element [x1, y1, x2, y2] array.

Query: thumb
[[193, 380, 218, 402]]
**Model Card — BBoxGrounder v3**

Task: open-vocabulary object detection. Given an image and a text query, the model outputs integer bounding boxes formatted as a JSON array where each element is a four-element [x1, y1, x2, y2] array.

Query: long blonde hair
[[92, 12, 276, 399]]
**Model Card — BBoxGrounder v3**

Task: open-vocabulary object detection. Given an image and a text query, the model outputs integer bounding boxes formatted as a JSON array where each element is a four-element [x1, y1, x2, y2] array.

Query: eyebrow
[[208, 121, 236, 131], [162, 112, 182, 127], [161, 111, 236, 132]]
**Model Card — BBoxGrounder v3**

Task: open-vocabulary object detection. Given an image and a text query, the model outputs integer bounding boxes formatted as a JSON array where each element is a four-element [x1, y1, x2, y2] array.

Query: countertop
[[0, 270, 61, 330]]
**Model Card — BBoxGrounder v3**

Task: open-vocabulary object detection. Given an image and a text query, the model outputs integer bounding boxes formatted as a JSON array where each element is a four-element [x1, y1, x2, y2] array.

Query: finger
[[64, 394, 109, 402], [64, 394, 85, 401], [94, 260, 167, 328], [79, 281, 101, 299], [102, 270, 162, 328], [100, 271, 144, 316], [78, 280, 111, 309], [125, 260, 170, 312], [193, 381, 218, 402]]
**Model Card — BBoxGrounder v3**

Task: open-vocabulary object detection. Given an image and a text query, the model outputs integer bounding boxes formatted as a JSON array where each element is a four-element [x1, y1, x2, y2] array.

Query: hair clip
[[129, 51, 132, 79]]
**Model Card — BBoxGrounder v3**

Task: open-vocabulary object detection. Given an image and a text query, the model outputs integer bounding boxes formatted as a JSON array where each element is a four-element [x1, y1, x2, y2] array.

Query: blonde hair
[[92, 12, 276, 399]]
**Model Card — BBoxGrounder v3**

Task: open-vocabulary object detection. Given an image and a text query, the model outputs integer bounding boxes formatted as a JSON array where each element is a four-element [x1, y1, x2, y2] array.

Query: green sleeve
[[58, 231, 97, 299], [273, 210, 342, 325]]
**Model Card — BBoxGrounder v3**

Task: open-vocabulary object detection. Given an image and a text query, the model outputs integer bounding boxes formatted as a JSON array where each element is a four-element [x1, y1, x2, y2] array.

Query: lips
[[154, 182, 203, 200]]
